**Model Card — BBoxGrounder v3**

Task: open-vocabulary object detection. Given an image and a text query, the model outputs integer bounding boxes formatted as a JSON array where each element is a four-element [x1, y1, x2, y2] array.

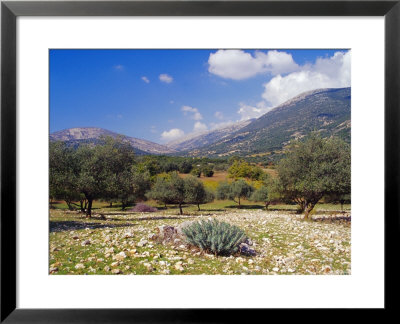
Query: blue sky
[[50, 49, 350, 144]]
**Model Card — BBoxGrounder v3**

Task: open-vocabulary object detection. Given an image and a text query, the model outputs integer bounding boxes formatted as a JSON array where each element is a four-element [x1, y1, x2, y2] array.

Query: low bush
[[131, 203, 157, 213], [202, 165, 214, 177], [182, 219, 246, 256]]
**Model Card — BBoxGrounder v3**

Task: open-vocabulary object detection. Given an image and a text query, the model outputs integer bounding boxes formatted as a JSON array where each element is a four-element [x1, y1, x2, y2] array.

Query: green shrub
[[202, 165, 214, 177], [190, 168, 201, 177], [182, 219, 246, 256]]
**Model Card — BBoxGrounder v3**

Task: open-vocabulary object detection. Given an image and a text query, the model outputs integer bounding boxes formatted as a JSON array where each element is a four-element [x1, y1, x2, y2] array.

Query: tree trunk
[[65, 200, 73, 211], [238, 197, 241, 207], [197, 203, 200, 211], [304, 202, 315, 220], [79, 200, 86, 213], [179, 203, 183, 215], [86, 198, 93, 218], [109, 202, 113, 208], [265, 202, 270, 210]]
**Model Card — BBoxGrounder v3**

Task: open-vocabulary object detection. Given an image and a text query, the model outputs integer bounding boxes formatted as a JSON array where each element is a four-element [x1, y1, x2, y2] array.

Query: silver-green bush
[[182, 219, 246, 256]]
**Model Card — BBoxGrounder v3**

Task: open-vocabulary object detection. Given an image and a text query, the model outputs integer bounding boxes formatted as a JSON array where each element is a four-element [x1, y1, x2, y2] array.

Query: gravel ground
[[49, 209, 351, 275]]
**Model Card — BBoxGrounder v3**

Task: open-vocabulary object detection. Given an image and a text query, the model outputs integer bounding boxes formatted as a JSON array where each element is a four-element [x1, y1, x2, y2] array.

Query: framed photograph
[[1, 0, 398, 322]]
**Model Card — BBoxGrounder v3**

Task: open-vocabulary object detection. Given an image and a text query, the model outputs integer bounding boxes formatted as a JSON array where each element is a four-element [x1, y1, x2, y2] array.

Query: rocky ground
[[49, 208, 351, 275]]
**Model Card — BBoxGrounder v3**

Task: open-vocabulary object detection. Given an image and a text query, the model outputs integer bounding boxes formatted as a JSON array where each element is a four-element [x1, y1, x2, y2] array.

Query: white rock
[[111, 269, 122, 274], [75, 263, 85, 270]]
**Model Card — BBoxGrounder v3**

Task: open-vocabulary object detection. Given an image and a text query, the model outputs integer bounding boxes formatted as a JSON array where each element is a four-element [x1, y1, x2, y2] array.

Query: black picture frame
[[1, 0, 399, 322]]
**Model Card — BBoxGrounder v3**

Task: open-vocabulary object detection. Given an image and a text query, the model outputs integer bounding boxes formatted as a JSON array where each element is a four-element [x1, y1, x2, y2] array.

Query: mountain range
[[50, 87, 351, 158], [186, 87, 351, 157], [49, 127, 177, 155]]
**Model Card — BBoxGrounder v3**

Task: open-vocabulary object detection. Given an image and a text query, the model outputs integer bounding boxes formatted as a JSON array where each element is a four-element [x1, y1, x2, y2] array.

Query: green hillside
[[188, 87, 351, 158]]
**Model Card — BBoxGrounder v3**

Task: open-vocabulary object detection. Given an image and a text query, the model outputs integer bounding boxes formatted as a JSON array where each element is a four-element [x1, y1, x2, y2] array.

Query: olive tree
[[216, 180, 254, 207], [147, 172, 186, 214], [49, 141, 81, 210], [277, 133, 351, 219], [250, 186, 269, 209], [75, 136, 135, 217], [184, 175, 214, 211]]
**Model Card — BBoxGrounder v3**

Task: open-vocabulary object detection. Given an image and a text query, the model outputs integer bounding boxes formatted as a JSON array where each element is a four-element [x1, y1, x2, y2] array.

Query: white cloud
[[214, 111, 224, 120], [261, 51, 351, 106], [161, 128, 184, 141], [181, 105, 203, 120], [208, 50, 299, 80], [237, 101, 273, 121], [193, 121, 208, 133], [209, 121, 235, 130], [114, 64, 124, 71], [141, 76, 150, 83], [159, 74, 173, 83]]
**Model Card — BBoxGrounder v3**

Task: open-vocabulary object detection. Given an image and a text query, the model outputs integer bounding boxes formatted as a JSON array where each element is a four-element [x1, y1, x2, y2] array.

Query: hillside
[[50, 127, 176, 155], [188, 87, 351, 157], [166, 119, 252, 151]]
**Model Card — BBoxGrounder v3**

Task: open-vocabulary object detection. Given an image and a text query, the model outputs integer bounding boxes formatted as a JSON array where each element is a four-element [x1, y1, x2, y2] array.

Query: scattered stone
[[105, 247, 114, 254], [82, 240, 91, 246], [49, 267, 58, 273], [111, 269, 122, 274], [75, 263, 85, 270], [244, 238, 253, 246], [175, 262, 184, 271], [239, 243, 256, 256], [124, 232, 134, 238], [114, 252, 127, 261], [322, 265, 332, 273], [137, 240, 148, 247]]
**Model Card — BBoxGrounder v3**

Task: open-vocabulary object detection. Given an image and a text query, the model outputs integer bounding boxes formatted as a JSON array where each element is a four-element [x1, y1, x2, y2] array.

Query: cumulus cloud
[[262, 51, 351, 106], [114, 64, 124, 71], [209, 121, 235, 130], [208, 50, 299, 80], [141, 76, 150, 83], [193, 121, 208, 133], [161, 128, 184, 142], [214, 111, 224, 120], [181, 105, 203, 120], [159, 74, 173, 83], [237, 101, 273, 121]]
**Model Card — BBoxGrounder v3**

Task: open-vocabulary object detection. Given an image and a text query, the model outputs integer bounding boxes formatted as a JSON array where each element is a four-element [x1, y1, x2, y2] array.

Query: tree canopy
[[216, 180, 254, 206], [277, 133, 351, 218]]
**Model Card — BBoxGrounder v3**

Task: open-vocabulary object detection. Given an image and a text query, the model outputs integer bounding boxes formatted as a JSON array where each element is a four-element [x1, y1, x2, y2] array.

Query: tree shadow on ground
[[225, 205, 265, 210], [198, 209, 225, 212], [311, 214, 351, 224], [104, 215, 193, 222], [49, 220, 136, 233], [267, 207, 297, 212]]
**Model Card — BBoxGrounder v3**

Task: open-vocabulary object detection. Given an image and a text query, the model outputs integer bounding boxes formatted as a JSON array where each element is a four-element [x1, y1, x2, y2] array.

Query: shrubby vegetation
[[182, 219, 246, 256], [146, 172, 214, 214], [131, 203, 158, 213], [227, 160, 263, 180], [216, 180, 254, 207], [50, 133, 350, 219]]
